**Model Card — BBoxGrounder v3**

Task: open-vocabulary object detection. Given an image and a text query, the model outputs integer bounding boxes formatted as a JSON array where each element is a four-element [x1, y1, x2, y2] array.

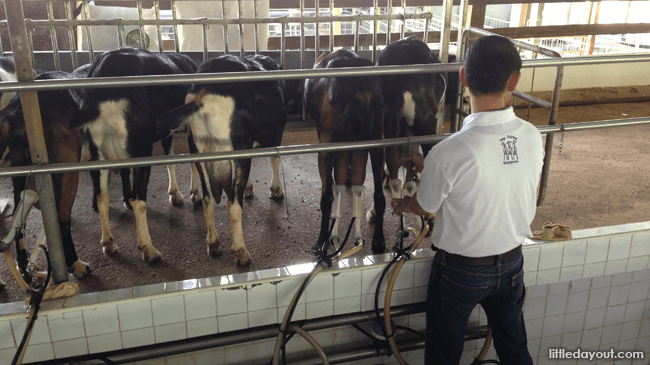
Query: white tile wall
[[306, 275, 334, 303], [152, 296, 186, 326], [184, 291, 217, 321], [83, 305, 120, 337], [87, 332, 122, 354], [22, 342, 54, 363], [11, 318, 50, 345], [117, 300, 153, 331], [631, 234, 650, 257], [154, 322, 187, 343], [122, 327, 155, 349], [539, 245, 564, 271], [609, 236, 632, 261], [563, 241, 587, 267], [53, 337, 88, 358], [586, 238, 610, 264], [0, 321, 14, 350], [334, 271, 362, 299], [47, 311, 86, 342], [216, 287, 248, 316], [248, 308, 277, 328], [217, 313, 248, 333], [187, 317, 218, 338]]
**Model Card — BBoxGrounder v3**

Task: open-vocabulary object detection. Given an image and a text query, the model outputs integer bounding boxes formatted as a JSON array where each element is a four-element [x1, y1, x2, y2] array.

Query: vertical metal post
[[172, 1, 180, 53], [65, 0, 78, 70], [137, 1, 146, 49], [47, 1, 61, 71], [387, 0, 392, 46], [154, 1, 163, 53], [451, 0, 468, 132], [434, 0, 453, 134], [254, 0, 260, 54], [371, 0, 377, 62], [222, 1, 229, 54], [300, 0, 306, 121], [0, 29, 3, 56], [329, 0, 334, 51], [315, 0, 320, 55], [300, 0, 305, 69], [400, 0, 406, 40], [281, 22, 286, 68], [354, 19, 359, 53], [439, 0, 452, 63], [423, 17, 429, 43], [83, 1, 94, 61], [238, 0, 245, 57], [117, 22, 125, 48], [202, 24, 209, 61], [537, 66, 564, 206], [26, 24, 36, 67], [3, 0, 68, 284]]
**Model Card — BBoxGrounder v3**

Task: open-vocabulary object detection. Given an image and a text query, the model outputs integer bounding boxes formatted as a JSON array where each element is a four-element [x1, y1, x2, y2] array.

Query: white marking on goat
[[401, 92, 416, 127], [187, 93, 235, 188], [84, 99, 130, 161], [0, 66, 16, 111]]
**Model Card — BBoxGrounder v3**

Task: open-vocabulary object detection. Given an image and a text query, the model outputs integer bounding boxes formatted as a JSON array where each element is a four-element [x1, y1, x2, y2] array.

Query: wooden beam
[[588, 2, 601, 54], [267, 30, 457, 49], [469, 3, 486, 28]]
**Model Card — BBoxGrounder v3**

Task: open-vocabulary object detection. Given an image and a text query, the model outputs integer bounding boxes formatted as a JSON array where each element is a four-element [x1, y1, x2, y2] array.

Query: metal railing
[[2, 0, 650, 283]]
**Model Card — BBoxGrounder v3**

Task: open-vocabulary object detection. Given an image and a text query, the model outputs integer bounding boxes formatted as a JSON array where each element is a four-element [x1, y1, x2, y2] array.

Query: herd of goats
[[0, 35, 448, 287]]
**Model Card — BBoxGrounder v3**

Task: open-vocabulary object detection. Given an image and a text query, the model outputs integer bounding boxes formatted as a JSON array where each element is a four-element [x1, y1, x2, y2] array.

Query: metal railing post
[[537, 65, 564, 206], [436, 0, 453, 134], [452, 0, 468, 133], [3, 0, 68, 284], [46, 1, 61, 71]]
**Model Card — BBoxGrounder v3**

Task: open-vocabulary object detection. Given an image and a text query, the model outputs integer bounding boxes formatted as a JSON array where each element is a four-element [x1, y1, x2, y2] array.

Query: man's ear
[[460, 67, 469, 87], [507, 71, 521, 92]]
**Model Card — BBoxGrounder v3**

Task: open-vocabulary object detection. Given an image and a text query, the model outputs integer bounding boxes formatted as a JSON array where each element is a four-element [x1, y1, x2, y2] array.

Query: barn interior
[[0, 0, 649, 364]]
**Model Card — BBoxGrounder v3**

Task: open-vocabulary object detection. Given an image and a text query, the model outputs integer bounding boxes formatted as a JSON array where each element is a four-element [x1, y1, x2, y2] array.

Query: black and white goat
[[305, 50, 386, 254], [368, 36, 445, 226], [157, 54, 287, 266], [69, 47, 197, 264]]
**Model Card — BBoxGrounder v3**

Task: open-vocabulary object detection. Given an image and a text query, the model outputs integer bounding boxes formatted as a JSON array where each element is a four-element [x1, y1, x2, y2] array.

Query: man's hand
[[401, 154, 425, 174]]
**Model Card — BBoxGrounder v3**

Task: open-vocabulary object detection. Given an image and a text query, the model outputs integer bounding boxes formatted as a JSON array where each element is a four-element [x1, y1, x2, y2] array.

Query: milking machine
[[0, 190, 54, 365]]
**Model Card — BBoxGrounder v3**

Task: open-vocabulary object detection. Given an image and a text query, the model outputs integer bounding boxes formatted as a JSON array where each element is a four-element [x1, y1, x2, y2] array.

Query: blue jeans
[[425, 250, 533, 365]]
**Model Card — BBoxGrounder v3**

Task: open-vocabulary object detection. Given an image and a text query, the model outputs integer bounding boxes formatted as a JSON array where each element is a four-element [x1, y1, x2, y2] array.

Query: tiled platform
[[1, 222, 649, 364]]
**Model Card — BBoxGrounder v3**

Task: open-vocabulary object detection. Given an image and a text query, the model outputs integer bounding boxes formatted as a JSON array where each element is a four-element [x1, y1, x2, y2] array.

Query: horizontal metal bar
[[0, 63, 461, 92], [1, 53, 649, 93], [18, 12, 431, 28], [465, 26, 561, 58], [1, 117, 649, 179], [513, 90, 552, 109], [537, 117, 650, 134]]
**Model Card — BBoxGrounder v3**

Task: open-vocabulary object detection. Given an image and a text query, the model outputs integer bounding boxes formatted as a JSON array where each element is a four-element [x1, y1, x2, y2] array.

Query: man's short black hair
[[464, 35, 522, 96]]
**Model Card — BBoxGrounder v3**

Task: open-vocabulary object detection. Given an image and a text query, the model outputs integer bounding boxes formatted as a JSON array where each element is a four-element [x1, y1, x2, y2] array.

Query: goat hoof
[[122, 198, 133, 211], [69, 260, 92, 279], [208, 242, 222, 258], [169, 190, 184, 206], [233, 248, 251, 266], [354, 237, 364, 246], [91, 198, 98, 213], [244, 186, 255, 199], [102, 241, 118, 257], [270, 187, 284, 200], [0, 282, 4, 292], [142, 246, 162, 265], [190, 191, 203, 206], [366, 209, 376, 224]]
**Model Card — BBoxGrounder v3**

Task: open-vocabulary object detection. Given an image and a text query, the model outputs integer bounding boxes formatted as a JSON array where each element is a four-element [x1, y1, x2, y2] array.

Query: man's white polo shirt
[[417, 107, 544, 257]]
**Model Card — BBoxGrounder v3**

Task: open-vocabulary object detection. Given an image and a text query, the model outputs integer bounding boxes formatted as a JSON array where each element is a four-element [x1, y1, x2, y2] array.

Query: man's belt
[[444, 245, 522, 266]]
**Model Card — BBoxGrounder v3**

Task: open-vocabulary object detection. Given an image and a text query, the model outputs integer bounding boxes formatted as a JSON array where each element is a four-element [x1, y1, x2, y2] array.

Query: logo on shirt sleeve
[[500, 135, 518, 165]]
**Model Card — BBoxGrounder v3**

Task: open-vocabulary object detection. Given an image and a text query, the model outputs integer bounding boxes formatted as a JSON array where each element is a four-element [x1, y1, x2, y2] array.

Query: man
[[392, 35, 544, 365]]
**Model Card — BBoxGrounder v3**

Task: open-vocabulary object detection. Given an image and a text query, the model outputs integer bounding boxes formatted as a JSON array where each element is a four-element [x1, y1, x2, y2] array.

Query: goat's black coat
[[1, 67, 91, 280], [305, 50, 386, 254]]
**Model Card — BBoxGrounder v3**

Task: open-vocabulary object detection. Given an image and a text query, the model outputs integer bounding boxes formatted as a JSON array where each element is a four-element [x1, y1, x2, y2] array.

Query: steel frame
[[1, 0, 650, 283]]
